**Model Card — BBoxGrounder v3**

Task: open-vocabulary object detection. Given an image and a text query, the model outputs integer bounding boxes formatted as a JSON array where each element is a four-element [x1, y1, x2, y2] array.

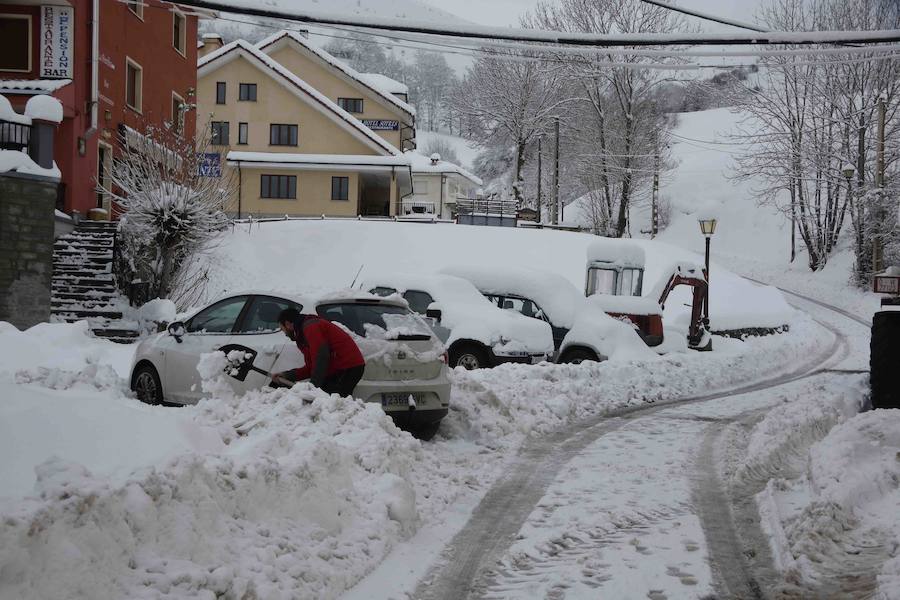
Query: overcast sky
[[419, 0, 764, 30]]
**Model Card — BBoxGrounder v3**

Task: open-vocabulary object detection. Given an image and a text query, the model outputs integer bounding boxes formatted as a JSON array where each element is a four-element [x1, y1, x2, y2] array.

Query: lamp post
[[698, 217, 717, 332]]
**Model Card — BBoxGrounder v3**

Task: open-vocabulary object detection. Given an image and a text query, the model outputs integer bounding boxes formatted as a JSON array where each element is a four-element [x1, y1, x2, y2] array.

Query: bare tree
[[100, 122, 233, 305], [530, 0, 690, 237], [731, 0, 899, 274], [450, 50, 568, 205]]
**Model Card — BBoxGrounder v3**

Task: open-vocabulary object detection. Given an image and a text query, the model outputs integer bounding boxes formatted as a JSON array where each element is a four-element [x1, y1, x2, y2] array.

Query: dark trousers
[[320, 365, 365, 397]]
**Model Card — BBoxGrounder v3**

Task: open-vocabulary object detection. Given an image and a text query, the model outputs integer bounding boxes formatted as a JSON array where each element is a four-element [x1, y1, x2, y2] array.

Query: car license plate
[[382, 392, 424, 407]]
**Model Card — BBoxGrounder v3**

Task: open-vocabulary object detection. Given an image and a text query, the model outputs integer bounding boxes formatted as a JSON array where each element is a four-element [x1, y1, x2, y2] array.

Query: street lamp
[[698, 217, 717, 345]]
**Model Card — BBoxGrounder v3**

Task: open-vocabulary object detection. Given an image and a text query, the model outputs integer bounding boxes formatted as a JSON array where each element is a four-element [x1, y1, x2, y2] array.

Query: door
[[163, 295, 249, 404], [228, 295, 305, 394]]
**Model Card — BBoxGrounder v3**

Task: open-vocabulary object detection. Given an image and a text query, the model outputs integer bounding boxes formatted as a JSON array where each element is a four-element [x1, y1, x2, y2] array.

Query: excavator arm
[[656, 263, 711, 351]]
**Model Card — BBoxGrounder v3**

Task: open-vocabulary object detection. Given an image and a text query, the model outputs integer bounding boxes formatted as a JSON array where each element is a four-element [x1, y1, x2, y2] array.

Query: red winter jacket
[[292, 316, 365, 386]]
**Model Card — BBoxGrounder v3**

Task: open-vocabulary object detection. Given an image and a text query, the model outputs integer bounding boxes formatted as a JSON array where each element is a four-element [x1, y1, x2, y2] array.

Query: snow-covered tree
[[730, 0, 900, 275], [100, 123, 233, 306], [450, 50, 568, 205], [529, 0, 690, 237]]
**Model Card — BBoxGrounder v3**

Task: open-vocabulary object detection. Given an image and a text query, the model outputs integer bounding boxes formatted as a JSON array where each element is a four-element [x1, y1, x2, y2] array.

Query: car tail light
[[440, 351, 449, 364]]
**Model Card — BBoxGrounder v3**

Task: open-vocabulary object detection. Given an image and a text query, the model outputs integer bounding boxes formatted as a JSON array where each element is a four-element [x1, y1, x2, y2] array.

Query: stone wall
[[0, 173, 57, 329]]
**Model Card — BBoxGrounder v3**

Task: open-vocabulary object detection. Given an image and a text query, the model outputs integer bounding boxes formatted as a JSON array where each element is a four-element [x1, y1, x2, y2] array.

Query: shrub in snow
[[100, 124, 234, 307]]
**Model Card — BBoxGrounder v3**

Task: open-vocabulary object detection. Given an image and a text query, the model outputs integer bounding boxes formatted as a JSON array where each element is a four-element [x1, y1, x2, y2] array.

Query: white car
[[441, 265, 653, 363], [362, 273, 554, 370], [129, 291, 451, 435]]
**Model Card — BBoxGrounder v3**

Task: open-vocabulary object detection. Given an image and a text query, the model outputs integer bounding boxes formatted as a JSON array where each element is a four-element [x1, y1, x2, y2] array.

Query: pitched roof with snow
[[198, 40, 400, 157], [359, 73, 408, 96], [256, 30, 416, 118]]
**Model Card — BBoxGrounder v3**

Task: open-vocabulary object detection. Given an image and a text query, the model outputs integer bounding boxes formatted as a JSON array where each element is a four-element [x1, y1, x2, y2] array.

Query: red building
[[0, 0, 205, 217]]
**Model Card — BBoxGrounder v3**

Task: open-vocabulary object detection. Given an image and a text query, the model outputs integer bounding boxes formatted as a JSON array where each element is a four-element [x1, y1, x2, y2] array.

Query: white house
[[403, 153, 483, 220]]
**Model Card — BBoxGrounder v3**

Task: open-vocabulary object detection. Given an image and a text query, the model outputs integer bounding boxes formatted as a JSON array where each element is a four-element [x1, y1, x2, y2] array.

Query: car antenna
[[350, 264, 364, 289]]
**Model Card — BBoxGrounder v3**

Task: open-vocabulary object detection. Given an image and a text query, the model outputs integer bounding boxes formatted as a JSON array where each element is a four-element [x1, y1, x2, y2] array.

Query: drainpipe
[[84, 0, 100, 138], [237, 161, 242, 219], [439, 174, 445, 219]]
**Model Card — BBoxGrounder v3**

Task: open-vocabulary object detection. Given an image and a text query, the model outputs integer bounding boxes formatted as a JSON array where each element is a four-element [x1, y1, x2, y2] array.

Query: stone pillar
[[0, 173, 57, 329]]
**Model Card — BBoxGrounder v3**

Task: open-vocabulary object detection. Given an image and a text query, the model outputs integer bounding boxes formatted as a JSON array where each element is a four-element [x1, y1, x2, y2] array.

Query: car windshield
[[317, 302, 432, 340]]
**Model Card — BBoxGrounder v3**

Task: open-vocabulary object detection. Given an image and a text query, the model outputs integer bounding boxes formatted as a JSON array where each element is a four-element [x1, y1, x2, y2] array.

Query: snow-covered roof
[[256, 30, 416, 118], [406, 152, 482, 186], [0, 79, 71, 95], [359, 73, 408, 96], [226, 151, 411, 170], [586, 239, 646, 269], [201, 32, 223, 40], [198, 40, 401, 157]]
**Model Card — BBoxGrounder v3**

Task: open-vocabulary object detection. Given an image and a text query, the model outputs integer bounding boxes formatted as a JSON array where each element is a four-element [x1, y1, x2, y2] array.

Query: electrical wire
[[634, 0, 768, 33]]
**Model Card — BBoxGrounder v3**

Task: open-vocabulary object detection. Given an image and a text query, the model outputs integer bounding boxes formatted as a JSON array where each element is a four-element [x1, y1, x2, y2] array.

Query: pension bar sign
[[362, 119, 400, 131], [41, 5, 74, 78]]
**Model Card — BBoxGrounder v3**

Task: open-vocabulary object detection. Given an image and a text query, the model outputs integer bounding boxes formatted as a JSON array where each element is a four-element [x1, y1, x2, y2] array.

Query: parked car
[[441, 265, 650, 364], [362, 273, 554, 369], [129, 291, 451, 436]]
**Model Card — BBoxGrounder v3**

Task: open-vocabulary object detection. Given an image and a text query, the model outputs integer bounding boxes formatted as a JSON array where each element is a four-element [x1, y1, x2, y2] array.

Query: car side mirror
[[168, 321, 186, 343], [425, 307, 442, 322]]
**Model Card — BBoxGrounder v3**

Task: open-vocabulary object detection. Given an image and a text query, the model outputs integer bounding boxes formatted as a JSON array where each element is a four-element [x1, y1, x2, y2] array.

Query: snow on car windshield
[[316, 303, 431, 340]]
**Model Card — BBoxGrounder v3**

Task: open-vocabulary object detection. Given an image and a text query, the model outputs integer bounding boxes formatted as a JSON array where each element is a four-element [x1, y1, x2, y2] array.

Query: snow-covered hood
[[361, 273, 553, 354]]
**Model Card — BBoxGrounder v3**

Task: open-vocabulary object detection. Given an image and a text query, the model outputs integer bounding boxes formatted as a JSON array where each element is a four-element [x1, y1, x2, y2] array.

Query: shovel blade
[[218, 344, 260, 382]]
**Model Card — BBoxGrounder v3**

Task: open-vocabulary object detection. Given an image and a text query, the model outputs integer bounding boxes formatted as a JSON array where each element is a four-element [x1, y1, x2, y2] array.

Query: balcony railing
[[0, 119, 31, 152], [400, 199, 436, 215]]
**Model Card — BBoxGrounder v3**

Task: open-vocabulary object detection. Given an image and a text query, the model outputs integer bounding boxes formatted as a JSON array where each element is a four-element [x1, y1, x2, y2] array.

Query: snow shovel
[[218, 343, 293, 387]]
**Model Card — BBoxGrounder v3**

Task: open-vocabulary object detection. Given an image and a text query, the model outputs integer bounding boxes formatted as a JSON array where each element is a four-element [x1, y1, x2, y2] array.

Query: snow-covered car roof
[[360, 273, 553, 353], [440, 265, 581, 329]]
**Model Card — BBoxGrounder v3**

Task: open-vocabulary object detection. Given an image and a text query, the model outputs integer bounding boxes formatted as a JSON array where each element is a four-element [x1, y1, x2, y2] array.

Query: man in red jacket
[[273, 308, 366, 397]]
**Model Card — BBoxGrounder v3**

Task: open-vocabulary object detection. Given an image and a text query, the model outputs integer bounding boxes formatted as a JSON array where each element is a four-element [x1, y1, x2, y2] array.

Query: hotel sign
[[41, 5, 74, 78], [362, 119, 400, 131]]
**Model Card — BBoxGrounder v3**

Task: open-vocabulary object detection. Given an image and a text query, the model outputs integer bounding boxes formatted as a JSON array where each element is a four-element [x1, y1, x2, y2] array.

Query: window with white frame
[[337, 98, 364, 113], [173, 10, 186, 55], [125, 58, 143, 112], [238, 122, 248, 145], [413, 178, 429, 195], [0, 14, 31, 72]]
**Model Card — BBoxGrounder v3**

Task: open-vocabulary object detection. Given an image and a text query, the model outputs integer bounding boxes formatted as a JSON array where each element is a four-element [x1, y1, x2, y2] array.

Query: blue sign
[[362, 119, 400, 131], [199, 153, 221, 177]]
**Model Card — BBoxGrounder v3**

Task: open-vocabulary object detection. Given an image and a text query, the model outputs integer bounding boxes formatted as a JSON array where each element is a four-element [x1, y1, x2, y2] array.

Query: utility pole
[[651, 133, 660, 238], [552, 117, 560, 225], [536, 137, 543, 223], [873, 92, 886, 275]]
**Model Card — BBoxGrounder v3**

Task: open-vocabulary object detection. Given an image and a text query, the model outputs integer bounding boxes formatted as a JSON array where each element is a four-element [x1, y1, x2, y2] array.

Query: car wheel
[[132, 363, 163, 405], [559, 347, 600, 365], [450, 343, 489, 370], [413, 421, 441, 441]]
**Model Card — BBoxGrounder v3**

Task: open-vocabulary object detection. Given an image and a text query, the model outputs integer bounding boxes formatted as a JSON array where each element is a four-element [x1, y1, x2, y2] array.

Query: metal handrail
[[0, 119, 31, 152]]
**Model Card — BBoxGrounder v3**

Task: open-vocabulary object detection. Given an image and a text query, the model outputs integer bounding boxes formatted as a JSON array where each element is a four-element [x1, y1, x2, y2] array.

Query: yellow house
[[196, 40, 411, 217], [255, 31, 416, 153]]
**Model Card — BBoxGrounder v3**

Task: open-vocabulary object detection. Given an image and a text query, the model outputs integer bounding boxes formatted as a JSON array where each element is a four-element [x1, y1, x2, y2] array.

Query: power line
[[635, 0, 768, 33], [174, 0, 900, 47]]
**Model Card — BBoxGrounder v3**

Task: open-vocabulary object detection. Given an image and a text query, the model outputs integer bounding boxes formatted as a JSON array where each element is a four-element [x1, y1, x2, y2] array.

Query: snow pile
[[0, 149, 61, 179], [562, 300, 658, 360], [746, 376, 900, 599]]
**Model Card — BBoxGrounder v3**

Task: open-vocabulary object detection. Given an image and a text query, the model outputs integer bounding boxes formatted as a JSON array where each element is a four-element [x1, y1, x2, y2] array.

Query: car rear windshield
[[317, 303, 432, 340]]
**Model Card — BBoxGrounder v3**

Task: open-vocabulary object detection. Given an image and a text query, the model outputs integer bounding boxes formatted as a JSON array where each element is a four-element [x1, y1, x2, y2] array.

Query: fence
[[455, 197, 519, 227]]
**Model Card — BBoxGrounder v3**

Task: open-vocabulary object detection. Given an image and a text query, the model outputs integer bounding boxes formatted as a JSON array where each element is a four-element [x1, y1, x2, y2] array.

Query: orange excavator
[[585, 241, 711, 351]]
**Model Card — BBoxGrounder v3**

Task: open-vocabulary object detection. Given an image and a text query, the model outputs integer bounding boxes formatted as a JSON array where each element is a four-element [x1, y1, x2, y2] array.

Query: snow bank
[[0, 149, 61, 179], [745, 376, 900, 599]]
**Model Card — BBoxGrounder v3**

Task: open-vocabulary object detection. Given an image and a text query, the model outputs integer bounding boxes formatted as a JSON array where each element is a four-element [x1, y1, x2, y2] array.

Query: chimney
[[199, 33, 224, 58], [429, 153, 441, 166]]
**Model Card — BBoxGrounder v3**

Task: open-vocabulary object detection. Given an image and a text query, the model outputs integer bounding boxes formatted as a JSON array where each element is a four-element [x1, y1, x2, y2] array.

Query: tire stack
[[870, 309, 900, 409]]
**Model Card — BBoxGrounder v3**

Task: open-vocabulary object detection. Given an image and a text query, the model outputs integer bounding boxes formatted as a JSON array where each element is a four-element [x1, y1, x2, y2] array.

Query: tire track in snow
[[414, 312, 848, 600]]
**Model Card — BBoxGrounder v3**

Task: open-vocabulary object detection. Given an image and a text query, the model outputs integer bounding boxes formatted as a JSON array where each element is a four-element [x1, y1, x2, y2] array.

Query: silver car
[[130, 291, 451, 436]]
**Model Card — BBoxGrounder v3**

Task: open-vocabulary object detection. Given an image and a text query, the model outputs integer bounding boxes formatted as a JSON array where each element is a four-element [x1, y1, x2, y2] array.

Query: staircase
[[51, 221, 141, 343]]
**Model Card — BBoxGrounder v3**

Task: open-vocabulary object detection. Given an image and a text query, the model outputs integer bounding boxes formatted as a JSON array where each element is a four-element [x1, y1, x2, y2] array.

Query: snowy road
[[411, 289, 870, 600]]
